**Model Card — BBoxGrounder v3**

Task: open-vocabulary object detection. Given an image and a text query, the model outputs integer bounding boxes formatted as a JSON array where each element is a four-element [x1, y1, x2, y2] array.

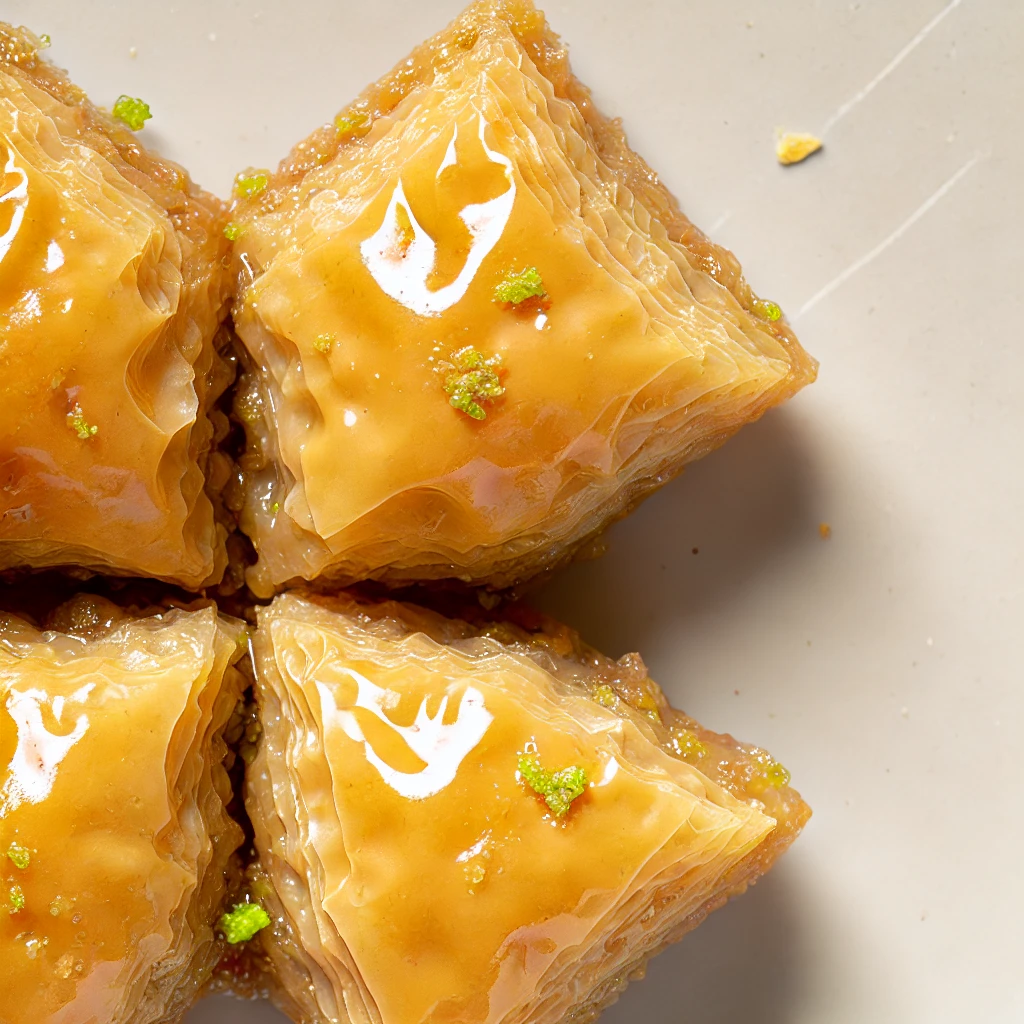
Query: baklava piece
[[0, 595, 245, 1024], [229, 0, 816, 596], [244, 592, 810, 1024], [0, 24, 233, 588]]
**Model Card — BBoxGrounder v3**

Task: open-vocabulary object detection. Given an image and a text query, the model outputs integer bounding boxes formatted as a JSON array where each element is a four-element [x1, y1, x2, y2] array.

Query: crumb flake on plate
[[0, 595, 246, 1024], [242, 591, 810, 1024], [227, 0, 817, 596], [0, 24, 234, 589], [776, 132, 823, 166]]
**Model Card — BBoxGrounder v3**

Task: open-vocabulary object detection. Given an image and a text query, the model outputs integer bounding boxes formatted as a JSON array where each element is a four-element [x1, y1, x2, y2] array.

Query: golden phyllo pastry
[[0, 24, 233, 588], [229, 0, 816, 596], [245, 592, 809, 1024], [0, 595, 245, 1024]]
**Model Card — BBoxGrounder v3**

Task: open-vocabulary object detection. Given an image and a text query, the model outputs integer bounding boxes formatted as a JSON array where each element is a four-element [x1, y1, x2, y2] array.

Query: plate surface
[[7, 1, 1021, 1021]]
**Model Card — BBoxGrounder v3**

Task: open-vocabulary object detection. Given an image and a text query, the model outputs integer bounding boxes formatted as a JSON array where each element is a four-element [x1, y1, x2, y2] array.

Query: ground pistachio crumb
[[223, 222, 243, 242], [518, 754, 588, 818], [6, 842, 30, 870], [764, 758, 791, 788], [670, 726, 708, 761], [66, 403, 98, 440], [219, 901, 271, 944], [776, 132, 822, 166], [752, 297, 783, 322], [313, 333, 334, 355], [8, 884, 25, 913], [38, 33, 51, 49], [234, 170, 269, 199], [495, 266, 546, 305], [444, 347, 505, 420], [112, 95, 152, 131], [593, 684, 619, 709], [335, 110, 370, 138]]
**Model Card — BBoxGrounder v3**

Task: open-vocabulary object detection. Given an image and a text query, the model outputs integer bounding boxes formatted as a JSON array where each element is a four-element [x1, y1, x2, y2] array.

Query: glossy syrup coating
[[228, 0, 817, 597], [0, 23, 233, 588], [0, 596, 246, 1024], [243, 592, 809, 1024]]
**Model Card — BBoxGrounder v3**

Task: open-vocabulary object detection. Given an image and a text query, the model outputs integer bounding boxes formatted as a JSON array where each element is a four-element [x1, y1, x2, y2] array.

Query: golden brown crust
[[0, 22, 233, 588], [237, 0, 808, 360], [242, 590, 809, 1024], [281, 588, 810, 845], [0, 23, 228, 261]]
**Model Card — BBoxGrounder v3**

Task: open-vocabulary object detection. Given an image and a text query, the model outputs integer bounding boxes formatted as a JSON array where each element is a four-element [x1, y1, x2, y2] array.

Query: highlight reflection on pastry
[[228, 0, 817, 596], [0, 595, 246, 1024], [245, 592, 810, 1024], [0, 23, 233, 589]]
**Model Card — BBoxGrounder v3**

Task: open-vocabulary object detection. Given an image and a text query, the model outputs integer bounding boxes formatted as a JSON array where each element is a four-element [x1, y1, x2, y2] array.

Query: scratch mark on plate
[[821, 0, 965, 135], [795, 152, 982, 319], [707, 210, 733, 234]]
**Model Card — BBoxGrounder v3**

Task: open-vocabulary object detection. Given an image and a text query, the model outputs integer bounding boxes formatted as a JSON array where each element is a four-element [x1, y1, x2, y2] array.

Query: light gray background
[[7, 1, 1021, 1021]]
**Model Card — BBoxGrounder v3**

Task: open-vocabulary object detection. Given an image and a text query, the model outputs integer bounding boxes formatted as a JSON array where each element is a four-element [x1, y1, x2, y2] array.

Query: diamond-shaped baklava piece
[[0, 24, 233, 588], [0, 596, 245, 1023], [245, 592, 809, 1024], [228, 0, 816, 596]]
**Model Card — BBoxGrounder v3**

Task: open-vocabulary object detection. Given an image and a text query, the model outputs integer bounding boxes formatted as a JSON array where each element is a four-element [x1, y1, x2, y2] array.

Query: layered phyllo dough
[[0, 595, 246, 1024], [245, 592, 810, 1024], [228, 0, 817, 596], [0, 24, 233, 588]]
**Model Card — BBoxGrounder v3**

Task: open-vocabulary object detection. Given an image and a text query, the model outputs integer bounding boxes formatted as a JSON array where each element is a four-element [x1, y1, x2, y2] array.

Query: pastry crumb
[[777, 132, 823, 166]]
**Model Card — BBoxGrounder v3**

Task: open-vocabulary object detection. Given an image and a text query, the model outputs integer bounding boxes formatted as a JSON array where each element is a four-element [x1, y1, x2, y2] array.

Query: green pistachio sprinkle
[[444, 347, 504, 420], [753, 298, 783, 322], [219, 902, 271, 944], [313, 333, 334, 355], [270, 501, 280, 514], [6, 843, 30, 870], [518, 754, 588, 818], [593, 684, 619, 709], [670, 728, 708, 761], [39, 34, 51, 49], [234, 171, 269, 199], [8, 884, 25, 914], [112, 95, 152, 131], [335, 111, 370, 138], [66, 403, 98, 440], [495, 266, 546, 306], [763, 758, 791, 788], [223, 222, 242, 242]]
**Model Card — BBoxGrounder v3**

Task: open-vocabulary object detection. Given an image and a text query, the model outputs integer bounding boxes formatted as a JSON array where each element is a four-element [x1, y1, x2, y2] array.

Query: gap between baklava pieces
[[224, 589, 809, 1024], [0, 590, 252, 1024], [0, 22, 235, 592], [222, 0, 817, 600]]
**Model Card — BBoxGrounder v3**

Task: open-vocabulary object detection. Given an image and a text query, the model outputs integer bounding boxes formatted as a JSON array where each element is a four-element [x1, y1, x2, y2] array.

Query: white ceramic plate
[[9, 1, 1021, 1021]]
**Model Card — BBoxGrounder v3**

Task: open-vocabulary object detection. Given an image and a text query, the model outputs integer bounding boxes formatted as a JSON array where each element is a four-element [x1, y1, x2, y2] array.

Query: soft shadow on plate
[[603, 863, 803, 1024], [533, 407, 819, 657], [184, 409, 817, 1024], [184, 868, 804, 1024]]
